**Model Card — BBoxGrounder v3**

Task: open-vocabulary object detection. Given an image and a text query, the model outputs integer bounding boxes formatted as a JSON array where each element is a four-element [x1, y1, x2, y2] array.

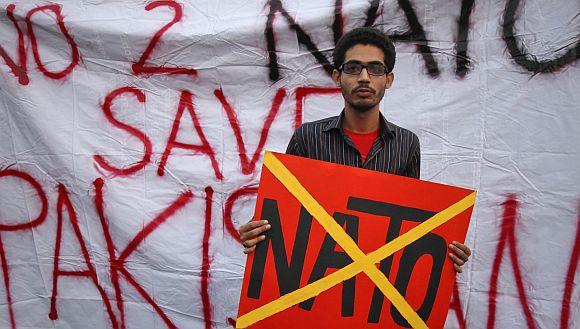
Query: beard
[[342, 83, 384, 113], [347, 99, 376, 113], [346, 91, 380, 113]]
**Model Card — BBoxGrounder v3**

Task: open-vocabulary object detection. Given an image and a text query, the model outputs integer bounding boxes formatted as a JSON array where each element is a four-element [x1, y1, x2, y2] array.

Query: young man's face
[[332, 44, 394, 113]]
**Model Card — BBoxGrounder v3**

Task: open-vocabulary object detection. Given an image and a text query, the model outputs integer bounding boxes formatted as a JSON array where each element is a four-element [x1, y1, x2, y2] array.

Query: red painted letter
[[294, 87, 340, 130], [158, 90, 223, 179], [448, 280, 466, 329], [0, 169, 48, 329], [215, 88, 286, 175], [132, 1, 197, 77], [25, 4, 80, 80], [560, 204, 579, 329], [487, 195, 537, 329], [49, 184, 118, 328], [201, 187, 213, 329], [0, 4, 28, 85], [93, 86, 152, 177], [223, 185, 258, 242], [93, 178, 193, 329]]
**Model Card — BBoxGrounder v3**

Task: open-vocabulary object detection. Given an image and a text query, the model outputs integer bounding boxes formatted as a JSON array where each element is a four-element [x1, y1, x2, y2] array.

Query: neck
[[342, 106, 380, 133]]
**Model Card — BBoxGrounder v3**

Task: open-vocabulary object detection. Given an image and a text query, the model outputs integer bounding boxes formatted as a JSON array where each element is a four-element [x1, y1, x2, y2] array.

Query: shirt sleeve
[[405, 134, 421, 179]]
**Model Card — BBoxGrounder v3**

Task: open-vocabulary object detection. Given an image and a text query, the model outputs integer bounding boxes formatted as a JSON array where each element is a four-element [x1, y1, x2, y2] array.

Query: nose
[[357, 67, 371, 82]]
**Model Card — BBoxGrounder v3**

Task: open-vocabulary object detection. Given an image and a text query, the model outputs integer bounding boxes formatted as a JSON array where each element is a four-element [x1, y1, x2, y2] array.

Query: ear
[[385, 72, 395, 89], [332, 69, 341, 87]]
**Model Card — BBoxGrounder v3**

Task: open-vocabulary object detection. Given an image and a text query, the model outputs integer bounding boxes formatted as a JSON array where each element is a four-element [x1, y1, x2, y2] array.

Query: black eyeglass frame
[[338, 61, 390, 76]]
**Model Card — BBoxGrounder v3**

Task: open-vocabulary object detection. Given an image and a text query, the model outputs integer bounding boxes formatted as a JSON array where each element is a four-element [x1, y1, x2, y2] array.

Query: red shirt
[[343, 128, 379, 163]]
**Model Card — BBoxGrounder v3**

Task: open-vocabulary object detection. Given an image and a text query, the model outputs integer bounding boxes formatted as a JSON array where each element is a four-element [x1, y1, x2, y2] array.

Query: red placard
[[236, 152, 475, 328]]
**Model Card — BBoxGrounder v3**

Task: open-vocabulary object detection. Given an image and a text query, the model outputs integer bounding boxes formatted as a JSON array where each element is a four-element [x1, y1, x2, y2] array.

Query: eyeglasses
[[339, 61, 388, 76]]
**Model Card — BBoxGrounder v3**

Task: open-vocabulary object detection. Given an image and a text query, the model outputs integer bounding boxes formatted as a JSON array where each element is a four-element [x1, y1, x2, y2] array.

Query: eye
[[367, 63, 386, 75], [343, 62, 362, 74]]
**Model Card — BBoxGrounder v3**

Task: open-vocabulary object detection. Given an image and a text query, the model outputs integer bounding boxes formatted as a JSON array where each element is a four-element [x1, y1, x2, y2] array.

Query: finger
[[242, 238, 256, 248], [452, 241, 472, 257], [244, 245, 256, 254], [448, 252, 465, 267], [242, 235, 265, 248], [449, 243, 469, 261], [240, 220, 269, 233], [240, 224, 271, 241], [454, 263, 462, 273], [240, 222, 271, 241]]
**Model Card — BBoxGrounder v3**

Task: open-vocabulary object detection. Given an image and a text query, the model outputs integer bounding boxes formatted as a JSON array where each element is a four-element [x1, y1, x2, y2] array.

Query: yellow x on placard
[[237, 152, 476, 329]]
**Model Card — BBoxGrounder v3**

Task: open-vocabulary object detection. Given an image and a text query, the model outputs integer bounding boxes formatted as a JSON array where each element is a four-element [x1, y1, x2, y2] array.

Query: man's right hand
[[239, 220, 271, 254]]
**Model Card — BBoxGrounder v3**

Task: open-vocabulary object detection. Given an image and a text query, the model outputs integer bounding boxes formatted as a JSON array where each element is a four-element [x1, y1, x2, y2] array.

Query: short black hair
[[333, 27, 396, 73]]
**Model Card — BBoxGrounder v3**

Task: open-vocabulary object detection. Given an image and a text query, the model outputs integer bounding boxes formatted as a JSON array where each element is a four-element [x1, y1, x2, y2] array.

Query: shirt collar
[[323, 109, 396, 138]]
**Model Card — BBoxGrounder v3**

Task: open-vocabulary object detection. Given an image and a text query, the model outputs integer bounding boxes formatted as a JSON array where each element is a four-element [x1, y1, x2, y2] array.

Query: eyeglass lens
[[343, 62, 386, 76]]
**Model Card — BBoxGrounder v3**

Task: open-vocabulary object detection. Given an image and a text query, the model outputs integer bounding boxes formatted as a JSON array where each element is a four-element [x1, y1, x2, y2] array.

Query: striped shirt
[[285, 110, 420, 179]]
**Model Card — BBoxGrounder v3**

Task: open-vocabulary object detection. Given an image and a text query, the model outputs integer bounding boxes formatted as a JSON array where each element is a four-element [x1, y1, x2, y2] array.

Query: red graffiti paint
[[560, 204, 579, 329], [132, 1, 197, 77], [0, 169, 48, 329], [294, 87, 340, 130], [158, 90, 223, 179], [49, 184, 119, 328], [201, 187, 213, 329], [25, 4, 80, 80], [0, 234, 15, 329], [214, 88, 286, 175], [223, 186, 258, 242], [0, 4, 28, 85], [487, 195, 537, 329], [0, 169, 48, 231], [93, 86, 152, 177], [448, 280, 466, 329], [93, 178, 193, 329], [93, 179, 125, 329]]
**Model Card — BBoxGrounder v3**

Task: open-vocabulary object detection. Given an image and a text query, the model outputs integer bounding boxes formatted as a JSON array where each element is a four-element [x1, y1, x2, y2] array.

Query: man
[[239, 27, 471, 272]]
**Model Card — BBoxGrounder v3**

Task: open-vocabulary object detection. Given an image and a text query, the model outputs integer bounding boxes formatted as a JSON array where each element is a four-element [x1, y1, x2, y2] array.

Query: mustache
[[352, 85, 376, 93]]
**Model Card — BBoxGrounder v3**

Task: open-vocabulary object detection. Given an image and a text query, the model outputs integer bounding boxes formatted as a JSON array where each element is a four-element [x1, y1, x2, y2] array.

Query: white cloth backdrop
[[0, 1, 578, 328]]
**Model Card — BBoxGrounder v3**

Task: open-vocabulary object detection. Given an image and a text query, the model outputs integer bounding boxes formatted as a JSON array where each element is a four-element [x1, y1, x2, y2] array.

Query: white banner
[[0, 1, 578, 328]]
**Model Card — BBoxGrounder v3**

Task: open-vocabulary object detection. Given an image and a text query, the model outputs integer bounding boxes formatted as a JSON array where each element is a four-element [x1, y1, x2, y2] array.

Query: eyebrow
[[344, 60, 385, 65]]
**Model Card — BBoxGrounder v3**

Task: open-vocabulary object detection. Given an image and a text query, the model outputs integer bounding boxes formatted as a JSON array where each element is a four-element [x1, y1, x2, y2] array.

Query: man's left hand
[[448, 241, 471, 273]]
